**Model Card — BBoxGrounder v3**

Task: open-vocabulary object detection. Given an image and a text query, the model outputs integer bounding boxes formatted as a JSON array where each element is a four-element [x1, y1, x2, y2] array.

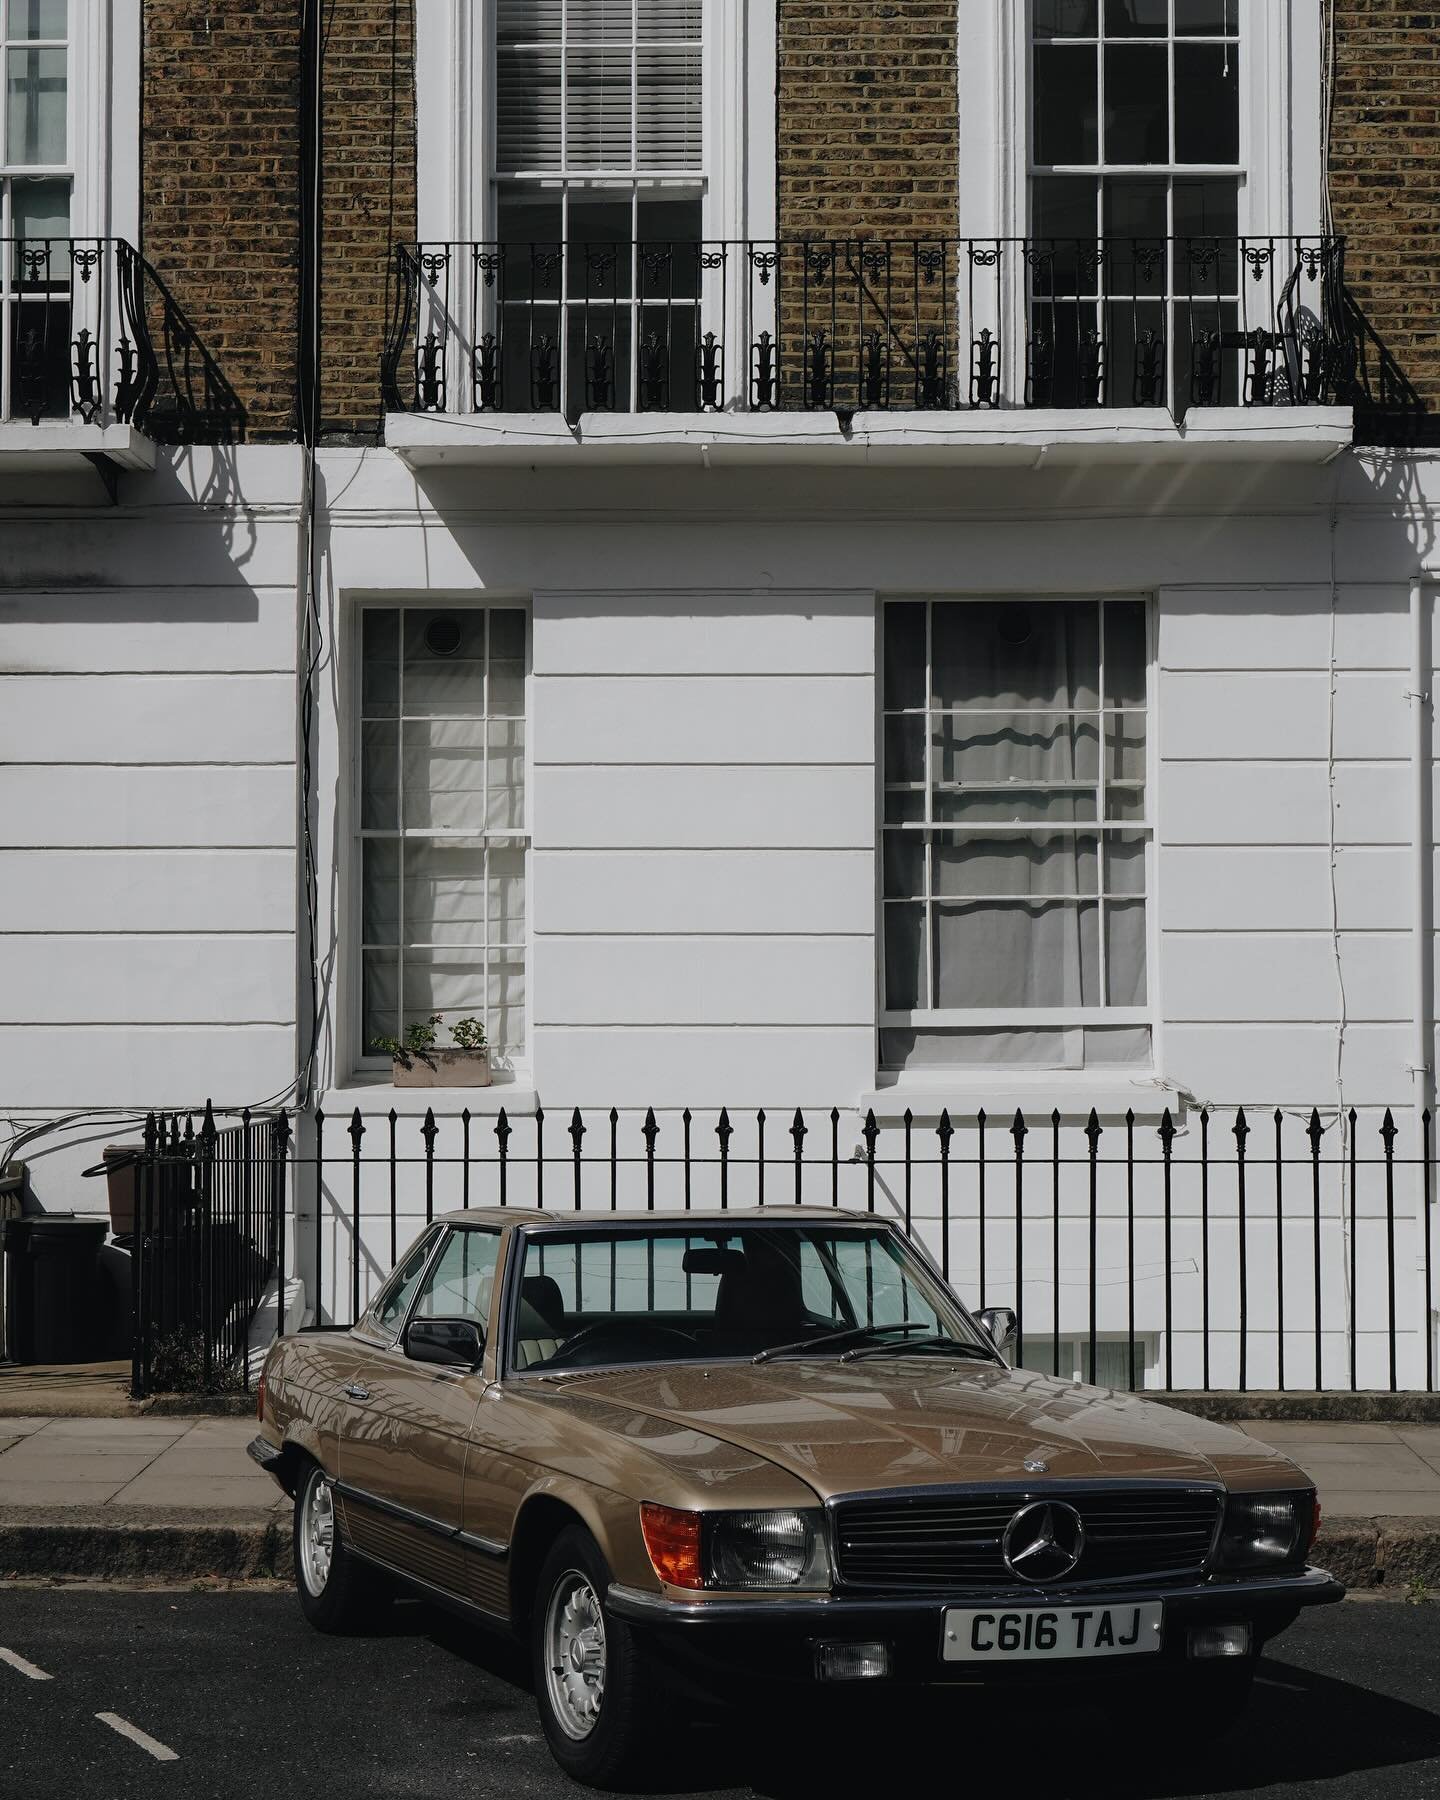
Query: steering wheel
[[541, 1321, 695, 1369]]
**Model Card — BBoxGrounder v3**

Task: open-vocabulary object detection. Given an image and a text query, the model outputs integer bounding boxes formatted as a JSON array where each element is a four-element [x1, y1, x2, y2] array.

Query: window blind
[[497, 0, 702, 176]]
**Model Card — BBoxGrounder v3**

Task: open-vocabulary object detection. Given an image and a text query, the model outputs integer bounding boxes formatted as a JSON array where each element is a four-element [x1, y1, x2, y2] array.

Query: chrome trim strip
[[333, 1479, 509, 1560], [605, 1564, 1344, 1626]]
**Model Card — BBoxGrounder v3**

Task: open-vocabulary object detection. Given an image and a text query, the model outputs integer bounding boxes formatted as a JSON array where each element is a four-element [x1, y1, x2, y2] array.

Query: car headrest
[[520, 1274, 566, 1332]]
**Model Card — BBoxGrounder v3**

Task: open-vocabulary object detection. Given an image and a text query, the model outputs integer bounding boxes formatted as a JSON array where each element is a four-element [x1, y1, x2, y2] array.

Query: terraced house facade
[[3, 0, 1440, 1394]]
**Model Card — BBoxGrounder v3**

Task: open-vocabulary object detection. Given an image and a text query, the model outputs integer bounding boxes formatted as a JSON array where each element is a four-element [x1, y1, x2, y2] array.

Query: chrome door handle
[[342, 1383, 370, 1401]]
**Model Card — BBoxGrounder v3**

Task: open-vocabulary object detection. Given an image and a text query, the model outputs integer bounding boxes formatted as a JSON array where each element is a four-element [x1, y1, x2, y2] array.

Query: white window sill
[[857, 1074, 1188, 1127], [322, 1075, 538, 1118]]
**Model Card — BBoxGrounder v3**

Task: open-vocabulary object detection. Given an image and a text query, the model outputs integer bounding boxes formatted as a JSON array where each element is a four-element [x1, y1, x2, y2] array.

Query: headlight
[[1215, 1492, 1309, 1569], [705, 1509, 831, 1590]]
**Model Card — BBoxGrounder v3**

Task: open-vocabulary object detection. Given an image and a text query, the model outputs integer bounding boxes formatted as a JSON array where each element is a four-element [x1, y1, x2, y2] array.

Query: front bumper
[[607, 1565, 1343, 1688]]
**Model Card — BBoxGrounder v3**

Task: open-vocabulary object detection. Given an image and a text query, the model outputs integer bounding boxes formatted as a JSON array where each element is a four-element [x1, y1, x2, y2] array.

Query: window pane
[[405, 840, 487, 947], [413, 1229, 500, 1324], [1173, 177, 1239, 250], [11, 174, 67, 240], [884, 902, 924, 1010], [882, 829, 923, 899], [7, 1, 67, 37], [883, 602, 925, 710], [635, 43, 701, 169], [489, 607, 527, 716], [1033, 177, 1100, 287], [362, 949, 398, 1052], [361, 608, 399, 716], [362, 838, 400, 943], [1034, 0, 1097, 36], [1104, 0, 1167, 34], [487, 718, 526, 828], [1174, 44, 1239, 163], [374, 1229, 438, 1332], [488, 951, 526, 1055], [404, 948, 485, 1025], [1105, 713, 1146, 790], [1175, 0, 1237, 33], [6, 45, 65, 164], [1104, 831, 1147, 895], [885, 788, 924, 825], [1082, 1024, 1152, 1064], [496, 44, 561, 170], [403, 609, 486, 716], [933, 712, 1100, 788], [361, 720, 398, 828], [933, 900, 1099, 1007], [932, 601, 1099, 709], [884, 713, 925, 786], [1103, 176, 1167, 247], [1104, 599, 1147, 705], [881, 1026, 1081, 1069], [1105, 897, 1147, 1003], [1033, 44, 1098, 163], [1104, 44, 1167, 164], [489, 844, 527, 945], [402, 719, 486, 830], [934, 834, 1099, 898]]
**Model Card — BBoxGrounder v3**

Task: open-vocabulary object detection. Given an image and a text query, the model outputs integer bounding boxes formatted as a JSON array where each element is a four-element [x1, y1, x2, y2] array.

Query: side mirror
[[976, 1306, 1018, 1355], [405, 1316, 484, 1370]]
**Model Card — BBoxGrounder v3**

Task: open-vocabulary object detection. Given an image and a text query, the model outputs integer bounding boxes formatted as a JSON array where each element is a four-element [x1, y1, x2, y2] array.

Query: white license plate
[[941, 1601, 1164, 1662]]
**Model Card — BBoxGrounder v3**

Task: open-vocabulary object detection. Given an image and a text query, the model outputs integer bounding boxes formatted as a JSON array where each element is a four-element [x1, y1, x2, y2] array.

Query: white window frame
[[959, 0, 1322, 245], [877, 594, 1156, 1065], [350, 598, 533, 1078], [414, 0, 774, 247]]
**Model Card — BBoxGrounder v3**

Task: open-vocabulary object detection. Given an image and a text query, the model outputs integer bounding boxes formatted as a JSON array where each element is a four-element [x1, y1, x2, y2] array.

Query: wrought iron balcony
[[0, 236, 243, 444], [382, 234, 1358, 422]]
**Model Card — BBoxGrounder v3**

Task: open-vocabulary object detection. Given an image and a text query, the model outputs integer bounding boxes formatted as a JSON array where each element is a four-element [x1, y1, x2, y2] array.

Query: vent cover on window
[[497, 0, 702, 175]]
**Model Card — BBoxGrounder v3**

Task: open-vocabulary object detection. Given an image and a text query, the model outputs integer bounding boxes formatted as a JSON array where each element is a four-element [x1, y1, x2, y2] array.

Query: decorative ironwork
[[697, 331, 723, 410], [70, 328, 101, 423], [472, 332, 501, 412], [376, 233, 1365, 422], [971, 327, 998, 408]]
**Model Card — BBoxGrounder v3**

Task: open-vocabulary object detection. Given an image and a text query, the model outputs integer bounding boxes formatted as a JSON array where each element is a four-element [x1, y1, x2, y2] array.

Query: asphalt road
[[3, 1589, 1440, 1800]]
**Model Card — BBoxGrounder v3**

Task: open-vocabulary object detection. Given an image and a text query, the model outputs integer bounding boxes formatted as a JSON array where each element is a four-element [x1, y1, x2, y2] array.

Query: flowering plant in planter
[[370, 1013, 492, 1089]]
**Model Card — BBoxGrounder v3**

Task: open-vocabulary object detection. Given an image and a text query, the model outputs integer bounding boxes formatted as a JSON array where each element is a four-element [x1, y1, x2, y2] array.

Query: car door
[[337, 1225, 500, 1598]]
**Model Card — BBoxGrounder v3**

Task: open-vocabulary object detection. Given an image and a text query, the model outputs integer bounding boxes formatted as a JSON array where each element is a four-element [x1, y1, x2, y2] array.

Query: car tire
[[531, 1524, 654, 1789], [292, 1459, 389, 1634]]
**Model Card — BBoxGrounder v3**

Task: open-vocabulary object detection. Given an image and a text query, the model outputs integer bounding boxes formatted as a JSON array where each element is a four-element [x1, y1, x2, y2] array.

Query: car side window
[[371, 1228, 439, 1336], [411, 1228, 501, 1333]]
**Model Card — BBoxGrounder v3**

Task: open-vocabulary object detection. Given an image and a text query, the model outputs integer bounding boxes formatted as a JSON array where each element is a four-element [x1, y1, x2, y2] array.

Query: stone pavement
[[0, 1415, 282, 1513]]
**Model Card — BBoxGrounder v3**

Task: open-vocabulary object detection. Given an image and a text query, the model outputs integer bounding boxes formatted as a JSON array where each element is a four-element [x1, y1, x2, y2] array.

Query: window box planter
[[392, 1048, 493, 1090]]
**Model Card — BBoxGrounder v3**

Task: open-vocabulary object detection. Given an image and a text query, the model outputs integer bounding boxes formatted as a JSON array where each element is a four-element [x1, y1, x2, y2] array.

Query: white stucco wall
[[2, 439, 1437, 1384]]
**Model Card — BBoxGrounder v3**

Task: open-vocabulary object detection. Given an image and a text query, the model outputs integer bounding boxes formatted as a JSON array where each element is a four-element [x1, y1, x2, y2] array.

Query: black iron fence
[[383, 234, 1358, 421], [268, 1099, 1438, 1397], [122, 1106, 287, 1398]]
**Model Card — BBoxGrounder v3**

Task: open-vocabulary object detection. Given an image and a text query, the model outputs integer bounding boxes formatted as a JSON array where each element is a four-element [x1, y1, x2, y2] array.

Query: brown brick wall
[[319, 1, 416, 439], [776, 2, 959, 242], [141, 1, 414, 444], [142, 2, 301, 441], [1329, 2, 1440, 409]]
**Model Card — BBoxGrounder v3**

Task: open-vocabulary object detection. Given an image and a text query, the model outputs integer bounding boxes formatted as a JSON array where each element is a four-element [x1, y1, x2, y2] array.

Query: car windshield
[[508, 1223, 992, 1373]]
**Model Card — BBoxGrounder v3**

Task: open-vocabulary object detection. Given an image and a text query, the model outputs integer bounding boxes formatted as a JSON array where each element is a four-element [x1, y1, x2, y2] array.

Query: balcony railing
[[0, 236, 155, 428], [0, 236, 245, 441], [382, 234, 1358, 422]]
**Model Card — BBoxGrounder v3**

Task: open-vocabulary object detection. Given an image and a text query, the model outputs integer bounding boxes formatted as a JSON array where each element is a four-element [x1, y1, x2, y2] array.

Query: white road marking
[[95, 1712, 180, 1763], [0, 1647, 52, 1681]]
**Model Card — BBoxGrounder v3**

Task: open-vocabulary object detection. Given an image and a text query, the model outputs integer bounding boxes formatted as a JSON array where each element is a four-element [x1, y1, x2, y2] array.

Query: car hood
[[546, 1359, 1300, 1500]]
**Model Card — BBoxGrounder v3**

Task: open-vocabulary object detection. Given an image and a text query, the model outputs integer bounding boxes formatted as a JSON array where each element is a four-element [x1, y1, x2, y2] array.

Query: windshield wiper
[[840, 1335, 996, 1364], [752, 1321, 938, 1365]]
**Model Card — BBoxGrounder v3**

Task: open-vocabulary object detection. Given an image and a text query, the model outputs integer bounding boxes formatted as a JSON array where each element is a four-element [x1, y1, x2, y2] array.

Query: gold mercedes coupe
[[249, 1206, 1340, 1786]]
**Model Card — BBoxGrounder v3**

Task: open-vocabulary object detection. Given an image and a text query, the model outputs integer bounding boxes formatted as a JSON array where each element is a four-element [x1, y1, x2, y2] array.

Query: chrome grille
[[831, 1488, 1222, 1591]]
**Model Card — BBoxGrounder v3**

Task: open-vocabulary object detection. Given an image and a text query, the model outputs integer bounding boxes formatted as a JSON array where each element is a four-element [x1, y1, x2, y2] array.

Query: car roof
[[432, 1205, 888, 1230]]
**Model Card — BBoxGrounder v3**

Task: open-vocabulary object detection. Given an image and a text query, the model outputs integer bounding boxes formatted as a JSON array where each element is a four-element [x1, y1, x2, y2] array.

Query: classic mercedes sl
[[249, 1206, 1341, 1786]]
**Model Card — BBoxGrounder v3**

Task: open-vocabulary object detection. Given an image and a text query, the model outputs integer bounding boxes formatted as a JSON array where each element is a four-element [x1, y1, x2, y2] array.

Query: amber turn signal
[[639, 1502, 704, 1589]]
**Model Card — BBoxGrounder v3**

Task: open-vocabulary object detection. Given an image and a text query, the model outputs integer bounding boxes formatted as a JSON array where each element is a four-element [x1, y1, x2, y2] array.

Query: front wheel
[[532, 1525, 655, 1788], [292, 1460, 388, 1633]]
